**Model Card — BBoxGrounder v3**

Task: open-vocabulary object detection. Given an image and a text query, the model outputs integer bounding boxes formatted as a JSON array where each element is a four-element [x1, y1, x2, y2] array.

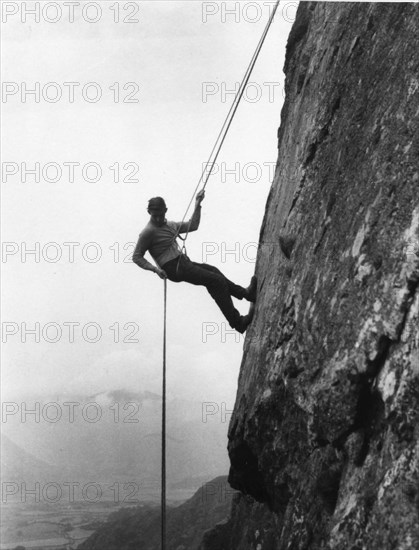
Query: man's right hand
[[155, 267, 167, 279]]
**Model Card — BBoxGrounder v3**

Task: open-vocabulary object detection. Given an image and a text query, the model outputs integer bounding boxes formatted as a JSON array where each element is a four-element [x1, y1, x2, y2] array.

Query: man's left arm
[[178, 189, 205, 233]]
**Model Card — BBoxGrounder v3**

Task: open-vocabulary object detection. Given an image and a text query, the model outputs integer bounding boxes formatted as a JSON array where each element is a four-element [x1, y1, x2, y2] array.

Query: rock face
[[207, 3, 419, 549]]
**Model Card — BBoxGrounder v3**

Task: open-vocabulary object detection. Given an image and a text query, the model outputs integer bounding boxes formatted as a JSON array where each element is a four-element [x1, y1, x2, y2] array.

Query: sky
[[1, 1, 296, 413]]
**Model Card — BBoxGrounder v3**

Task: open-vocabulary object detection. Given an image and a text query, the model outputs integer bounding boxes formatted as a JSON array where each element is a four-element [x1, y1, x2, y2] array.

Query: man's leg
[[192, 262, 247, 300], [166, 256, 249, 331], [163, 256, 255, 332], [183, 260, 242, 329]]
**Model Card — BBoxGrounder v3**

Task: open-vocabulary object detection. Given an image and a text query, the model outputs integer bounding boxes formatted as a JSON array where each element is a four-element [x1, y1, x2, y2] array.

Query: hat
[[148, 197, 167, 212]]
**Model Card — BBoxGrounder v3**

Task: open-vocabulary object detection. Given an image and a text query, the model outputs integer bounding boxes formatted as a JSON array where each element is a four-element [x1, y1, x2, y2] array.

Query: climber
[[132, 190, 257, 333]]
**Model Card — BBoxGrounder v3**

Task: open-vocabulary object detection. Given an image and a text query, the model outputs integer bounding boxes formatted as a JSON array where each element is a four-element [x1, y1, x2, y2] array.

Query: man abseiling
[[132, 190, 256, 333]]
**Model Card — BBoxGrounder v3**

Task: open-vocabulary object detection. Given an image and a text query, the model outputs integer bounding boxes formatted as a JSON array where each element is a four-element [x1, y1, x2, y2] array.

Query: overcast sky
[[2, 1, 296, 413]]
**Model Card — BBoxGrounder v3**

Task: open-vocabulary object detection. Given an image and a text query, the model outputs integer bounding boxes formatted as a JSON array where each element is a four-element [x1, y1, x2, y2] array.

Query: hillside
[[77, 476, 236, 550]]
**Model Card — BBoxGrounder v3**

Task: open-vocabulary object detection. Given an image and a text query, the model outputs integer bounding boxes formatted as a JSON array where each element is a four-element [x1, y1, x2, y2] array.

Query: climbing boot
[[235, 303, 255, 334], [244, 275, 257, 302]]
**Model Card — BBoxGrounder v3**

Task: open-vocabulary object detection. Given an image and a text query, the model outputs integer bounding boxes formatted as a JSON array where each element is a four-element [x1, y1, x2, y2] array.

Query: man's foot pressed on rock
[[236, 302, 256, 334], [244, 276, 257, 302]]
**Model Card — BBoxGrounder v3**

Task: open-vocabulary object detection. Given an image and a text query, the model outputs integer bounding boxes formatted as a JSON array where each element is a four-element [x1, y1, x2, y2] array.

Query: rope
[[161, 278, 167, 550], [172, 0, 280, 250], [160, 5, 280, 547]]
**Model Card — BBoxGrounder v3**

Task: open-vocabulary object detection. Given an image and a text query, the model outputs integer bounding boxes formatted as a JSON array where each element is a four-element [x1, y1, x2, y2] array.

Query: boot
[[244, 276, 257, 302], [235, 303, 255, 334]]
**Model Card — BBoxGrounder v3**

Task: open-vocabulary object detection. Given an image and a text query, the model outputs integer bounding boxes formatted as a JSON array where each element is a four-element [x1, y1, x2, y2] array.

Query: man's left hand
[[196, 189, 205, 205]]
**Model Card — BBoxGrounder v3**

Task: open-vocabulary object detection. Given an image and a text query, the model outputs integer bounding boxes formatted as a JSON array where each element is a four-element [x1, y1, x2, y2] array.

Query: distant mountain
[[1, 390, 230, 495], [77, 475, 236, 550]]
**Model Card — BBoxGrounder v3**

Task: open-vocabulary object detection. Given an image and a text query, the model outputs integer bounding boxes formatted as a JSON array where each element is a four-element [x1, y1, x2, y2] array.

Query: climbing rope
[[161, 278, 167, 550], [160, 3, 280, 548], [172, 0, 281, 252]]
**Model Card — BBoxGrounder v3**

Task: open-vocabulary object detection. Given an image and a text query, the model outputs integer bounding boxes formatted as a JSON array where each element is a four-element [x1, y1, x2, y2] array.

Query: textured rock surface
[[199, 493, 280, 549], [216, 2, 419, 549]]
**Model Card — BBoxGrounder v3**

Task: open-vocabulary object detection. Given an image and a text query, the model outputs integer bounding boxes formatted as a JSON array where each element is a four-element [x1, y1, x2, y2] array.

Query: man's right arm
[[133, 231, 156, 272], [132, 231, 166, 278]]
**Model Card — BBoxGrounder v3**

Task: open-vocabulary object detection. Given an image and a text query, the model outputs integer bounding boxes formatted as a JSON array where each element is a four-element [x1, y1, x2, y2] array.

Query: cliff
[[205, 2, 419, 549]]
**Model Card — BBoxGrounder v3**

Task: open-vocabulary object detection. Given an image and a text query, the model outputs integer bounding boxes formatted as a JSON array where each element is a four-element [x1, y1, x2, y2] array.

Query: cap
[[148, 197, 167, 213]]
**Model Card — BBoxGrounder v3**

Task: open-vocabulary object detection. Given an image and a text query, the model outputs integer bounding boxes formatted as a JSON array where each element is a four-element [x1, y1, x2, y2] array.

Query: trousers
[[162, 254, 246, 329]]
